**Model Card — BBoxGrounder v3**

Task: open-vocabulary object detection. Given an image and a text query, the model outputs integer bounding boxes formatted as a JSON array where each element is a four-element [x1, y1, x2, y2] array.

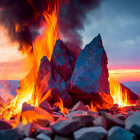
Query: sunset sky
[[0, 0, 140, 83]]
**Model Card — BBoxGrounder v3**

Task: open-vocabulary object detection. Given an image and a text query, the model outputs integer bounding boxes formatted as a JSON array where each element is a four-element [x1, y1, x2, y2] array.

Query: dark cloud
[[59, 0, 104, 54]]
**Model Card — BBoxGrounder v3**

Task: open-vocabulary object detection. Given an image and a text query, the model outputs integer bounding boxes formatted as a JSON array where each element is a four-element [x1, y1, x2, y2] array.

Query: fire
[[2, 0, 62, 120], [109, 77, 132, 107]]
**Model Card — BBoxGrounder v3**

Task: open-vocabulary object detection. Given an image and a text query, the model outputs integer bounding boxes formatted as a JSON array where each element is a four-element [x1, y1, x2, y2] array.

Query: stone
[[16, 123, 33, 137], [0, 120, 12, 130], [39, 100, 52, 114], [72, 101, 88, 111], [70, 34, 113, 107], [35, 126, 53, 136], [51, 115, 94, 136], [116, 114, 126, 121], [107, 126, 136, 140], [36, 133, 51, 140], [0, 129, 22, 140], [23, 138, 36, 140], [93, 116, 107, 129], [125, 111, 140, 135], [35, 56, 55, 97], [66, 111, 87, 119], [101, 112, 125, 129], [51, 39, 76, 81], [54, 135, 73, 140], [74, 126, 107, 140]]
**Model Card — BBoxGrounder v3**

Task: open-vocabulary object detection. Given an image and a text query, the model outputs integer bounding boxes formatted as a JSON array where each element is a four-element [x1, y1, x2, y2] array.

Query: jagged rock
[[125, 111, 140, 135], [0, 129, 22, 140], [51, 115, 94, 136], [39, 100, 52, 114], [100, 112, 125, 129], [0, 120, 12, 130], [36, 133, 51, 140], [93, 116, 107, 129], [36, 56, 55, 97], [51, 39, 76, 81], [70, 34, 113, 107], [107, 126, 136, 140], [73, 126, 107, 140], [72, 101, 88, 111]]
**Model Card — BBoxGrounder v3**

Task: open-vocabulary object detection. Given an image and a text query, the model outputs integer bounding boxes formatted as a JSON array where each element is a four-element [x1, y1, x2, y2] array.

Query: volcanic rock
[[125, 111, 140, 135], [73, 126, 107, 140], [100, 112, 125, 129], [51, 115, 94, 136], [0, 129, 22, 140], [107, 126, 136, 140], [36, 133, 51, 140], [51, 39, 76, 81], [0, 120, 12, 130], [70, 34, 113, 106]]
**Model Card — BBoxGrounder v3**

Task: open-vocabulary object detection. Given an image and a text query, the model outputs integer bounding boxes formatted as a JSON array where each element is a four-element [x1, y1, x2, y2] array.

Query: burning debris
[[0, 0, 140, 140]]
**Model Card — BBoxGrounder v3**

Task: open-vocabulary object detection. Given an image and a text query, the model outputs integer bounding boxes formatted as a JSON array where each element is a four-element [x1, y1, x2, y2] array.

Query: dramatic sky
[[0, 0, 140, 82]]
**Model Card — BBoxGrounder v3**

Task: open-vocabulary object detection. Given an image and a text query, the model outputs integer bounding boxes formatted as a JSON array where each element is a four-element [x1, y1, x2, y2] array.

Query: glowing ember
[[2, 0, 62, 121]]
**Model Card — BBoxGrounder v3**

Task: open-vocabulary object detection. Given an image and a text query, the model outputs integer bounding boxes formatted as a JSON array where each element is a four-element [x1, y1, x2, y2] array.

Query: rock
[[72, 101, 88, 111], [0, 120, 12, 130], [39, 100, 52, 114], [101, 112, 125, 129], [16, 123, 33, 137], [21, 104, 53, 124], [51, 115, 94, 136], [116, 114, 126, 121], [0, 129, 22, 140], [36, 133, 51, 140], [51, 39, 76, 81], [70, 34, 113, 107], [93, 116, 107, 129], [73, 126, 107, 140], [23, 138, 36, 140], [66, 111, 87, 119], [125, 111, 140, 135], [35, 56, 55, 97], [35, 126, 53, 136], [107, 126, 136, 140], [54, 135, 73, 140]]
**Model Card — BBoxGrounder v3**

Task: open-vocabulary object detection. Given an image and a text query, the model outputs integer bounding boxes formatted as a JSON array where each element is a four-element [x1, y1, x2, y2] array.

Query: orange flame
[[2, 0, 62, 121], [109, 77, 132, 107]]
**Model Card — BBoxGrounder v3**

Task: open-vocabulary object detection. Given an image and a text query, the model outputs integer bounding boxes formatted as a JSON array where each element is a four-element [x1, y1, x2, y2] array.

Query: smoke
[[59, 0, 104, 55], [0, 0, 57, 52], [0, 0, 104, 54]]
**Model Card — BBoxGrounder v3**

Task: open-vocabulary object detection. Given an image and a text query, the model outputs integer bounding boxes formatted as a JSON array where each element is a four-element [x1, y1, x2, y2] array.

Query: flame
[[109, 77, 132, 107], [2, 0, 62, 121]]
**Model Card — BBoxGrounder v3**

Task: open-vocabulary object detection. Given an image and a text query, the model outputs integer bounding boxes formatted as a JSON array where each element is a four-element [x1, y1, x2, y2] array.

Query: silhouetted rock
[[107, 126, 136, 140], [0, 120, 12, 130], [70, 34, 113, 107], [74, 126, 107, 140]]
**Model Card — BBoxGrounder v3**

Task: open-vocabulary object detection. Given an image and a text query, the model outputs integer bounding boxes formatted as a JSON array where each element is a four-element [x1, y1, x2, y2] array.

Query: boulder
[[125, 111, 140, 135], [107, 126, 136, 140], [0, 120, 12, 130], [73, 126, 107, 140], [51, 115, 94, 136], [51, 39, 76, 81], [70, 34, 113, 107]]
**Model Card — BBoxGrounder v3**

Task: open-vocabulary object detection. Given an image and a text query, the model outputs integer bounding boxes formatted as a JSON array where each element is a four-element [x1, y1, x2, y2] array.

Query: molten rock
[[70, 34, 113, 106]]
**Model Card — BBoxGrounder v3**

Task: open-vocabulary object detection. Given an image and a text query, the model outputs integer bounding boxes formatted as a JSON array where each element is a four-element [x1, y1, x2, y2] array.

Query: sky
[[0, 0, 140, 82]]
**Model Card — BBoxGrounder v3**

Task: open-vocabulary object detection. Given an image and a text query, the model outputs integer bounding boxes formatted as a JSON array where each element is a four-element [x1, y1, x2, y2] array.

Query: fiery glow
[[2, 0, 62, 121], [109, 77, 132, 107]]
